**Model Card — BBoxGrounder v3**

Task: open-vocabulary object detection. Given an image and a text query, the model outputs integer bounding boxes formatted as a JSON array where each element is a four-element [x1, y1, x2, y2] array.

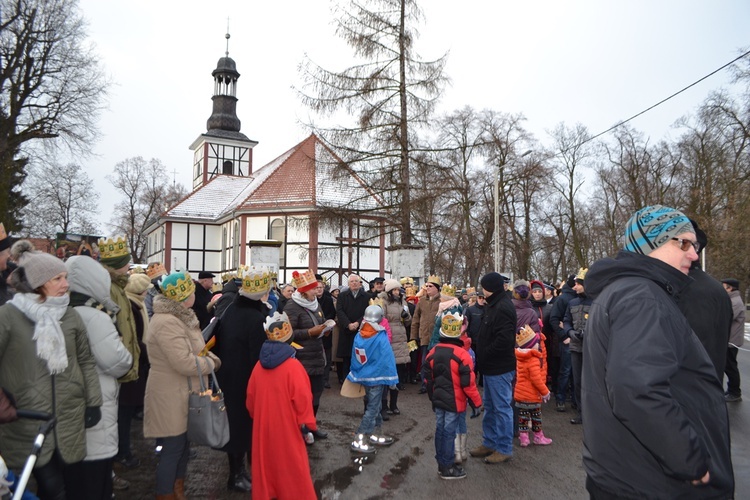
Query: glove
[[308, 324, 326, 338], [470, 404, 482, 419], [85, 406, 101, 428], [541, 392, 551, 403], [400, 309, 410, 319]]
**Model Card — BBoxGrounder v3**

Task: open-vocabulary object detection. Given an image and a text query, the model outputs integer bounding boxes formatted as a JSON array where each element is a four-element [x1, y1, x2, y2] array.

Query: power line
[[579, 48, 750, 148]]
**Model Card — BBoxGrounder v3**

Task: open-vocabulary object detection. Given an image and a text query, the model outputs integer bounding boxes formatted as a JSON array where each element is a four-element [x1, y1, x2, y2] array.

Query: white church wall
[[172, 223, 188, 247], [205, 225, 222, 250]]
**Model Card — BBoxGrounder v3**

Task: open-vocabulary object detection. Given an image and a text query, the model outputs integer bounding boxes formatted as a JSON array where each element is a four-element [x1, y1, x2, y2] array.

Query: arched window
[[270, 218, 286, 268]]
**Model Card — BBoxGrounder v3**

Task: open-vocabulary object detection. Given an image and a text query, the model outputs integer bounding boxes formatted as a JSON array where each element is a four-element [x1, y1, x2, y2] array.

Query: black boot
[[227, 453, 251, 492], [389, 389, 400, 415]]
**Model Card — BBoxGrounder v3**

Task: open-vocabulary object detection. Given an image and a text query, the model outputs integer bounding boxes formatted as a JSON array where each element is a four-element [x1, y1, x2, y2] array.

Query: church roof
[[162, 134, 381, 222]]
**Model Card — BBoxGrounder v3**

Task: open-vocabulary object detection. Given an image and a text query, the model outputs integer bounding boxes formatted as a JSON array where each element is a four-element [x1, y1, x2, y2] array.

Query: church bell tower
[[189, 32, 258, 190]]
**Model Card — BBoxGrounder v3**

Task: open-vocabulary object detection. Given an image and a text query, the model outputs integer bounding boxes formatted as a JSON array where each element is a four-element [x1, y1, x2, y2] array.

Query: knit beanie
[[384, 278, 401, 293], [126, 273, 153, 295], [512, 279, 531, 300], [623, 205, 694, 255], [10, 240, 67, 290], [480, 272, 506, 293], [530, 280, 544, 291]]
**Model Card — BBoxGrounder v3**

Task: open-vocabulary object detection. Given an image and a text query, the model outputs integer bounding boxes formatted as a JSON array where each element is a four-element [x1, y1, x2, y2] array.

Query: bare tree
[[0, 0, 108, 232], [20, 162, 99, 237], [297, 0, 448, 245], [109, 157, 188, 263]]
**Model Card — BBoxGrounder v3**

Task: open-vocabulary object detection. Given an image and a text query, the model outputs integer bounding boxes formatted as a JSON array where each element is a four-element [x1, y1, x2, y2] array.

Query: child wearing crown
[[514, 325, 553, 447], [424, 310, 482, 480], [246, 312, 317, 500]]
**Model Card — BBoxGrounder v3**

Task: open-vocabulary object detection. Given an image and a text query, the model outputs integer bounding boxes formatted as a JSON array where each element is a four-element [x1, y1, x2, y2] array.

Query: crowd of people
[[0, 203, 745, 499]]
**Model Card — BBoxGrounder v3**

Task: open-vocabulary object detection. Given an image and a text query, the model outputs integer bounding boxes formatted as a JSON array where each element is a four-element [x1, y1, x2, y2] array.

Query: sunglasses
[[671, 237, 700, 253]]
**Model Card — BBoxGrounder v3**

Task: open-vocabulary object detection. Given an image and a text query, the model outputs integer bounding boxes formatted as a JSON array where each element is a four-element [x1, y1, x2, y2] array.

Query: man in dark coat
[[214, 274, 240, 319], [191, 271, 215, 329], [582, 205, 733, 499], [549, 275, 577, 412], [677, 221, 732, 380], [336, 274, 370, 384], [469, 272, 517, 465], [213, 267, 271, 493]]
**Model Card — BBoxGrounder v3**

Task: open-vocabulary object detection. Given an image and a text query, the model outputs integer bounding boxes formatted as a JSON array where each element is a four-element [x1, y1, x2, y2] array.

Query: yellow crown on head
[[264, 311, 293, 343], [576, 267, 588, 281], [441, 283, 457, 297], [427, 275, 442, 287], [161, 271, 195, 302], [98, 236, 129, 260], [369, 297, 385, 311], [146, 262, 167, 279], [466, 286, 476, 296], [292, 270, 318, 293], [241, 266, 271, 296], [400, 276, 414, 286], [440, 311, 464, 338]]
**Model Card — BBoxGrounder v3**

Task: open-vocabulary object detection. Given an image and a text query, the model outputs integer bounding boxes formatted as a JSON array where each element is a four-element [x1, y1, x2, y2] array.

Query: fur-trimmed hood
[[152, 294, 200, 331]]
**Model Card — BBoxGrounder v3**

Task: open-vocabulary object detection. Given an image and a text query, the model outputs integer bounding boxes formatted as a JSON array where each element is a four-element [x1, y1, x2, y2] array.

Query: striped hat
[[623, 205, 693, 255]]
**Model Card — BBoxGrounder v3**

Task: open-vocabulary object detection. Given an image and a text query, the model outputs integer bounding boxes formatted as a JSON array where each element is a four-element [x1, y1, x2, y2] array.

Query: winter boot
[[533, 430, 553, 445], [460, 434, 469, 462], [389, 389, 400, 414], [519, 432, 530, 447], [454, 435, 462, 464], [227, 453, 252, 492], [173, 478, 187, 500], [438, 464, 467, 480]]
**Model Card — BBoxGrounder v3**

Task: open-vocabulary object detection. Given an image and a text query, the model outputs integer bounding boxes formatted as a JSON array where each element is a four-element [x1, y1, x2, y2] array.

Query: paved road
[[116, 327, 750, 499]]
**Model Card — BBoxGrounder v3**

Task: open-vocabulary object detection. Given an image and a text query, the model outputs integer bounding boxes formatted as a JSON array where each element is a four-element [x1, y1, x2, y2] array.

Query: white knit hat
[[11, 240, 67, 290]]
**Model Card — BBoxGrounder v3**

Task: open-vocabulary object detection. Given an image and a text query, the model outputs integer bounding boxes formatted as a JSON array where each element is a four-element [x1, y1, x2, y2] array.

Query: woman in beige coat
[[144, 270, 221, 500]]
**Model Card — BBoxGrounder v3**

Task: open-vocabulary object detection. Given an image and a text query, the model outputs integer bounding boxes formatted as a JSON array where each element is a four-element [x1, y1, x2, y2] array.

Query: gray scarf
[[291, 291, 320, 312], [10, 293, 70, 375]]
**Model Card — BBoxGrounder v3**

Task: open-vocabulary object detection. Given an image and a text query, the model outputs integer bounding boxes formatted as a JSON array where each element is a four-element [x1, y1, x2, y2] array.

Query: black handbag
[[186, 356, 230, 448]]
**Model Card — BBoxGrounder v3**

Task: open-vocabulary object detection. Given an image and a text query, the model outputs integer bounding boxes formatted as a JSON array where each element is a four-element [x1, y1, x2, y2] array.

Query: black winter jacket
[[475, 291, 516, 376], [582, 251, 733, 499], [285, 299, 326, 376], [550, 285, 576, 341], [562, 294, 592, 353]]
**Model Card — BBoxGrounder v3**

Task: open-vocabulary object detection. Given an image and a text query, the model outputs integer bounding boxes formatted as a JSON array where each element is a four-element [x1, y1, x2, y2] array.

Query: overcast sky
[[75, 0, 749, 232]]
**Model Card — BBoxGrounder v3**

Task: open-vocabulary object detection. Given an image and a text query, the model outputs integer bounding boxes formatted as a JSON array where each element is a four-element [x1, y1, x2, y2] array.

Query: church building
[[144, 47, 390, 286]]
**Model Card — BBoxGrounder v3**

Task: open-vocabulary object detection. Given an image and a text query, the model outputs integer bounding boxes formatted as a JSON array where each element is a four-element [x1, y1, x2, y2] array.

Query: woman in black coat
[[284, 270, 328, 439], [213, 269, 271, 492]]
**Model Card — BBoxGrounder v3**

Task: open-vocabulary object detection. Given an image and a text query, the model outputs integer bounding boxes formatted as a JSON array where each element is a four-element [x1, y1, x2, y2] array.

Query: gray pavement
[[116, 327, 750, 499]]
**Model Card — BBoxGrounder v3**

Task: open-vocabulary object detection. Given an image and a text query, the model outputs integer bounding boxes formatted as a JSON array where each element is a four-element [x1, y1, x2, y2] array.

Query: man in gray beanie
[[581, 205, 733, 498]]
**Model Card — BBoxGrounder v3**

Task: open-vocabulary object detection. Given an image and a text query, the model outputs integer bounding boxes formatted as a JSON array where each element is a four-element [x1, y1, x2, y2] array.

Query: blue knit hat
[[623, 205, 694, 255]]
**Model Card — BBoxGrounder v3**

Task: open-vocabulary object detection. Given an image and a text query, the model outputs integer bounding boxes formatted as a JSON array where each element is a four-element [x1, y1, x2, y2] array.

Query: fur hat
[[126, 273, 153, 295], [10, 240, 67, 290], [512, 279, 531, 300], [160, 270, 195, 302], [516, 324, 540, 349], [384, 278, 401, 293], [623, 205, 694, 255]]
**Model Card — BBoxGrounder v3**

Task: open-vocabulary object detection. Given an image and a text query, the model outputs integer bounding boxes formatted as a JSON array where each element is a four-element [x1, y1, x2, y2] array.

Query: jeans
[[434, 409, 461, 467], [482, 371, 515, 455], [357, 385, 384, 435], [457, 410, 467, 434], [556, 343, 572, 404]]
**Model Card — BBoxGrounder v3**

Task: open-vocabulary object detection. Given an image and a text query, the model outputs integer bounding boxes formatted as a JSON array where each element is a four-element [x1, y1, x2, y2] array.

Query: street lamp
[[494, 150, 532, 272]]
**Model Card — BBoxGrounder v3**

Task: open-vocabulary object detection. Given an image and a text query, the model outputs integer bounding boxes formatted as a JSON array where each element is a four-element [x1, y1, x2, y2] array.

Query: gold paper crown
[[264, 311, 293, 343], [161, 271, 195, 302], [405, 286, 416, 297], [441, 283, 457, 297], [98, 236, 129, 260], [466, 286, 476, 296], [221, 272, 237, 283], [292, 270, 317, 293], [440, 311, 464, 338], [516, 324, 539, 348], [146, 262, 167, 279], [241, 266, 271, 296], [0, 222, 7, 241], [427, 275, 442, 287], [369, 297, 385, 310], [400, 276, 414, 286], [575, 267, 588, 281]]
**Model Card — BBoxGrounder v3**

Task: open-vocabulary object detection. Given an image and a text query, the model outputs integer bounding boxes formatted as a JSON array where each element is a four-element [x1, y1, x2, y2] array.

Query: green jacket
[[0, 303, 102, 468], [109, 268, 140, 383]]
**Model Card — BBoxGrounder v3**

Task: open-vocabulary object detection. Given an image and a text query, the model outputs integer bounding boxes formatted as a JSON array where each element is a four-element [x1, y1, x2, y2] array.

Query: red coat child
[[246, 312, 317, 500]]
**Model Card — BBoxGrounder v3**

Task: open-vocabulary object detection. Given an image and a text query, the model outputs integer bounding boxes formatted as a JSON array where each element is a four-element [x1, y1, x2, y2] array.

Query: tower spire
[[225, 18, 230, 57]]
